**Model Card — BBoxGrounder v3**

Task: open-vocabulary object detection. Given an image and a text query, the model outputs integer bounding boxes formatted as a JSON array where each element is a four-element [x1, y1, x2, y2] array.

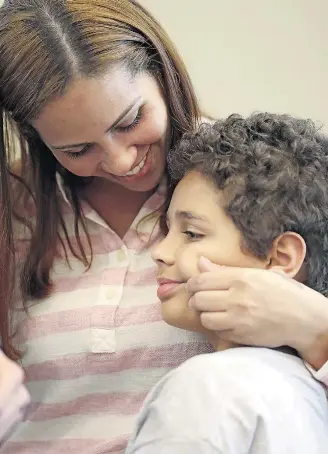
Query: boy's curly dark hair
[[168, 113, 328, 296]]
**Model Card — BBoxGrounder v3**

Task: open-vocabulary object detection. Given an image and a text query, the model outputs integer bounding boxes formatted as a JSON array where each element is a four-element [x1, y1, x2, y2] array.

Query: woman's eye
[[116, 107, 143, 133], [183, 230, 203, 241], [62, 143, 93, 159], [60, 105, 145, 159]]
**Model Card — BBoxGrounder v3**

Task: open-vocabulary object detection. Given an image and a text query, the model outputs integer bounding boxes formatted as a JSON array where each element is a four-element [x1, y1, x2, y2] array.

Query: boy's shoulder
[[168, 346, 304, 376], [130, 347, 328, 454], [155, 346, 326, 412]]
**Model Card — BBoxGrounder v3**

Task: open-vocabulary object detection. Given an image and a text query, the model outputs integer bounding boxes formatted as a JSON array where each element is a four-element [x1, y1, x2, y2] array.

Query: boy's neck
[[208, 333, 299, 358], [207, 332, 236, 351]]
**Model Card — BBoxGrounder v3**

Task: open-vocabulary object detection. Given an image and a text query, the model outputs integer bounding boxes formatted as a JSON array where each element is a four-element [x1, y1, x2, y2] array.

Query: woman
[[0, 353, 30, 445], [0, 109, 30, 443], [0, 1, 327, 453]]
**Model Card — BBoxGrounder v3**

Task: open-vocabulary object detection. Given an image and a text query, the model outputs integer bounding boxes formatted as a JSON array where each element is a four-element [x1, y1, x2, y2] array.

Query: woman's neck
[[82, 177, 153, 238]]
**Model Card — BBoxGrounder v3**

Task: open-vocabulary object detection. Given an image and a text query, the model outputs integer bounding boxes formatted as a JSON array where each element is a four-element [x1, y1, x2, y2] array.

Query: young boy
[[126, 113, 328, 454]]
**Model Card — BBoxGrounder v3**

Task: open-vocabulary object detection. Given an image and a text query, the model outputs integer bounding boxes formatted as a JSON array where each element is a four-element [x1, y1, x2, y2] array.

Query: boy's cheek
[[176, 252, 200, 281]]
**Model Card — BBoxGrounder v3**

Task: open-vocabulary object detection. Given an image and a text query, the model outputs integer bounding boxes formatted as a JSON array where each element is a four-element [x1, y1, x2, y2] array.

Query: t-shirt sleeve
[[126, 353, 262, 454]]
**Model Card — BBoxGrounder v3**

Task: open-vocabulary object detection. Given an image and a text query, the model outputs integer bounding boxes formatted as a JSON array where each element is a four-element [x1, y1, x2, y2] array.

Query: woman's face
[[32, 68, 170, 193]]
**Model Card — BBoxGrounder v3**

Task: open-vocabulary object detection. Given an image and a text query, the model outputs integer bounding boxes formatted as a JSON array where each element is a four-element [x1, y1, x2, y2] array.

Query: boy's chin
[[163, 313, 236, 351], [162, 314, 205, 334], [160, 295, 238, 352], [161, 299, 206, 334]]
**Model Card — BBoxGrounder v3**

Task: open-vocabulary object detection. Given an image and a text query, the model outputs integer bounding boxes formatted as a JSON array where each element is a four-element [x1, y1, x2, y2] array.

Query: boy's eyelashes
[[183, 230, 204, 241], [164, 218, 205, 238]]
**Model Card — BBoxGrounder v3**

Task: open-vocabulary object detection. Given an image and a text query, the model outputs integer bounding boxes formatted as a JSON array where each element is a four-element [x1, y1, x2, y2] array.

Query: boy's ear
[[267, 232, 306, 278]]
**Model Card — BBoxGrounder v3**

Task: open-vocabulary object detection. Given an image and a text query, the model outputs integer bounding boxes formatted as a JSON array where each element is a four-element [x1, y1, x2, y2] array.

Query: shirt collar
[[56, 172, 71, 207]]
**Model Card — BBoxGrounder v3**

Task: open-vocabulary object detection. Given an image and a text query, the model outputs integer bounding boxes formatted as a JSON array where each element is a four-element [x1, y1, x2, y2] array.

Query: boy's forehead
[[169, 171, 222, 218]]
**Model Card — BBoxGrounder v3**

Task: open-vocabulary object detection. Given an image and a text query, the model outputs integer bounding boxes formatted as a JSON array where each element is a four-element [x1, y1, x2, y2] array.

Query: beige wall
[[1, 0, 326, 130], [140, 0, 328, 131]]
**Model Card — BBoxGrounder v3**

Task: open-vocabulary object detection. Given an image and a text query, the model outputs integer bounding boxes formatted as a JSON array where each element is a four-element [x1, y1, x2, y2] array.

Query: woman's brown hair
[[0, 0, 200, 358]]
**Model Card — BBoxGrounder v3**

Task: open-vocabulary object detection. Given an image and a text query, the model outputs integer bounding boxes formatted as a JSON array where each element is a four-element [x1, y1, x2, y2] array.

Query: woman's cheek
[[53, 152, 98, 177], [132, 114, 168, 147]]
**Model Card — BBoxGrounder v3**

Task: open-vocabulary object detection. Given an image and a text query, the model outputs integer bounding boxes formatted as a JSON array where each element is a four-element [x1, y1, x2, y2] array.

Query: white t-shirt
[[127, 347, 328, 454]]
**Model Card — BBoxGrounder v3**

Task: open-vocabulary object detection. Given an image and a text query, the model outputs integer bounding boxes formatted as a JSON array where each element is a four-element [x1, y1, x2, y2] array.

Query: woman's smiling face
[[32, 67, 170, 193]]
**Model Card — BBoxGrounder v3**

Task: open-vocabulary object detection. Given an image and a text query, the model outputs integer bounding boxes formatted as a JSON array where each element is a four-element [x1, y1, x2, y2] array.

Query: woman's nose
[[100, 136, 139, 175]]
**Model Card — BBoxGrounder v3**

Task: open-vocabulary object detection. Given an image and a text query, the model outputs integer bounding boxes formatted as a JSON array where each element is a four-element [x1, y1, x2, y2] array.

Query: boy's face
[[152, 171, 269, 337]]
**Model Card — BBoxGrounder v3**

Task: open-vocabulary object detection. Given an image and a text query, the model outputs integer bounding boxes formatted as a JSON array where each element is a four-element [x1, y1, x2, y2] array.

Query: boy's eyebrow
[[167, 210, 209, 223]]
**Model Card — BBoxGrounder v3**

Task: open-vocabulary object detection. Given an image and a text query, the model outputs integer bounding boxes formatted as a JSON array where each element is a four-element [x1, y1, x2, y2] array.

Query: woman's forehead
[[32, 71, 156, 146]]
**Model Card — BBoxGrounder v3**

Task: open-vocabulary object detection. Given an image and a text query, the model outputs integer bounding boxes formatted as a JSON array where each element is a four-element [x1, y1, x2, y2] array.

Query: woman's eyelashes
[[61, 105, 145, 159], [115, 106, 143, 133], [62, 143, 93, 159]]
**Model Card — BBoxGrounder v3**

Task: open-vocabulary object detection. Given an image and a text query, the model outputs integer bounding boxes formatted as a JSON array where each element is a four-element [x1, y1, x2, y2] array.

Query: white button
[[106, 287, 117, 299], [91, 328, 116, 353], [116, 248, 127, 263]]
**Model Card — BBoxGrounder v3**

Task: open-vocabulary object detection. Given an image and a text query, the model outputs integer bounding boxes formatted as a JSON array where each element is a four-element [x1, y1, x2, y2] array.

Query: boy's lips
[[157, 278, 184, 300]]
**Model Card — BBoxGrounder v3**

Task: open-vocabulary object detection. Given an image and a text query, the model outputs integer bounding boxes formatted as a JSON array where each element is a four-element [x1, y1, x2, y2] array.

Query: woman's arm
[[187, 258, 328, 373], [301, 329, 328, 373], [0, 352, 30, 443]]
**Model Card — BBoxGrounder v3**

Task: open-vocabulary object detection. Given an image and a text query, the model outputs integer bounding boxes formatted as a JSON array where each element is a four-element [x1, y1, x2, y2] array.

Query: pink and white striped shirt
[[3, 177, 212, 454]]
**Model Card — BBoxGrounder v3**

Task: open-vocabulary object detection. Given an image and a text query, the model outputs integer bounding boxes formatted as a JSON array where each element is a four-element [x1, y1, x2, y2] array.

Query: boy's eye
[[183, 230, 203, 241]]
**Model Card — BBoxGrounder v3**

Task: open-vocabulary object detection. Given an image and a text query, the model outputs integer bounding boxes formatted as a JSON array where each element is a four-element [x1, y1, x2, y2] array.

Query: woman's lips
[[112, 147, 152, 182]]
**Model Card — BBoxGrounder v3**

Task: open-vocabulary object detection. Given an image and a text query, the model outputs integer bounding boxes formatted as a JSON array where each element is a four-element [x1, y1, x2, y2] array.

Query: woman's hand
[[0, 352, 30, 443], [187, 257, 328, 369]]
